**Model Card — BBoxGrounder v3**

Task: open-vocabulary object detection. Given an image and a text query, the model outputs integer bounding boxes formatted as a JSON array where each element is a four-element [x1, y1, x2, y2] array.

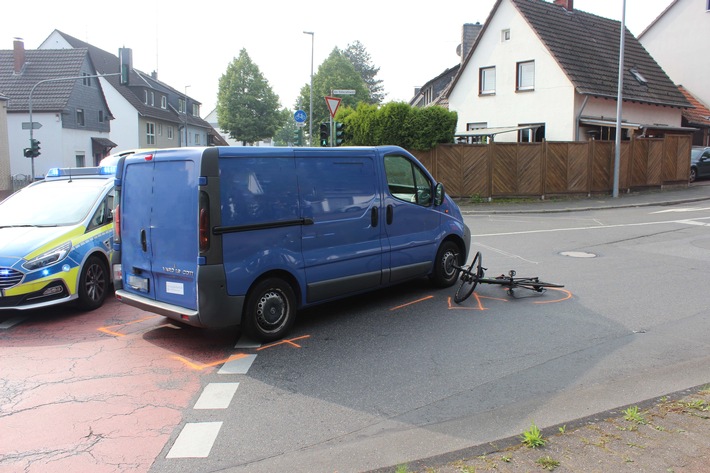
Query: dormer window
[[630, 68, 648, 86]]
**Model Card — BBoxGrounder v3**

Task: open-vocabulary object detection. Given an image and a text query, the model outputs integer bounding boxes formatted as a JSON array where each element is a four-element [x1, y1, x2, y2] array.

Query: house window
[[82, 73, 91, 86], [167, 126, 174, 139], [144, 90, 148, 104], [98, 110, 104, 123], [179, 98, 186, 113], [150, 92, 155, 106], [501, 29, 511, 41], [479, 66, 496, 95], [192, 104, 200, 117], [518, 123, 545, 143], [157, 123, 163, 136], [630, 68, 648, 86], [195, 133, 200, 145], [517, 61, 535, 91], [146, 122, 156, 145], [76, 108, 85, 126], [75, 153, 85, 167], [161, 96, 167, 109]]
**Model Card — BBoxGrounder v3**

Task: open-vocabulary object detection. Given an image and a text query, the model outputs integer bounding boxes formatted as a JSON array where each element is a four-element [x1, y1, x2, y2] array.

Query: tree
[[295, 48, 369, 143], [343, 41, 385, 104], [217, 49, 284, 145]]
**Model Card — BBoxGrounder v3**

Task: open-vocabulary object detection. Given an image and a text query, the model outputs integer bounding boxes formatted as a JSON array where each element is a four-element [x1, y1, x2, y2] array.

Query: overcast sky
[[3, 0, 672, 116]]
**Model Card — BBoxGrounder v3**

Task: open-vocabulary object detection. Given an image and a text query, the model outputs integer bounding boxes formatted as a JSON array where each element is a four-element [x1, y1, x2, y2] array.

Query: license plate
[[127, 274, 149, 292]]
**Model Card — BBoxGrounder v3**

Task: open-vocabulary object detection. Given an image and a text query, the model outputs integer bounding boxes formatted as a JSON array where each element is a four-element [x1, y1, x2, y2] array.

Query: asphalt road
[[2, 193, 709, 473]]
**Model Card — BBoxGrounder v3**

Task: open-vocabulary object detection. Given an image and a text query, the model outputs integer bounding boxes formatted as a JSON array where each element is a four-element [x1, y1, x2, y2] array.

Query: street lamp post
[[303, 31, 314, 146], [184, 85, 191, 147]]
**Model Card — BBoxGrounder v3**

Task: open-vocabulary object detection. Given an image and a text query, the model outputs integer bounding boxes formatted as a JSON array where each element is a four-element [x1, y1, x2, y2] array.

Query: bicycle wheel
[[454, 251, 482, 303]]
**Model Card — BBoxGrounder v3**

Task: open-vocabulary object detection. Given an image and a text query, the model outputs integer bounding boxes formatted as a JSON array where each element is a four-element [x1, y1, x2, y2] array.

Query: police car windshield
[[0, 179, 107, 227]]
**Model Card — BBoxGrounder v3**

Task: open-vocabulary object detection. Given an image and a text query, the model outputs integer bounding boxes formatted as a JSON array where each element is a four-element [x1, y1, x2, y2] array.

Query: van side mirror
[[434, 183, 445, 206]]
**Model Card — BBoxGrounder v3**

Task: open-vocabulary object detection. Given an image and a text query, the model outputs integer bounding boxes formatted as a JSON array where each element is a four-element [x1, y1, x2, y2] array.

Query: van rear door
[[120, 151, 199, 310]]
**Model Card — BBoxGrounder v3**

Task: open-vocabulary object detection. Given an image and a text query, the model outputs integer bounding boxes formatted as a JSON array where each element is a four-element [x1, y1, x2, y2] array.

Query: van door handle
[[386, 205, 393, 225], [371, 207, 378, 227], [140, 229, 147, 252]]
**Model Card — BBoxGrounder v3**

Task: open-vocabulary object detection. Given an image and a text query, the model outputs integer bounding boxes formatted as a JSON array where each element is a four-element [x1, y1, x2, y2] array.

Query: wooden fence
[[410, 135, 692, 199]]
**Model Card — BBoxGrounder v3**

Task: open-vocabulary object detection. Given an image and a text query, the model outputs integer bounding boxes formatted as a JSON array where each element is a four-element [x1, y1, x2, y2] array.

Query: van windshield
[[0, 179, 107, 227]]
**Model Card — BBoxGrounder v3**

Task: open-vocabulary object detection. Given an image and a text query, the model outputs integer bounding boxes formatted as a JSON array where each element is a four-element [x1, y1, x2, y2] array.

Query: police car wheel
[[432, 241, 462, 288], [243, 278, 296, 343], [76, 255, 109, 311]]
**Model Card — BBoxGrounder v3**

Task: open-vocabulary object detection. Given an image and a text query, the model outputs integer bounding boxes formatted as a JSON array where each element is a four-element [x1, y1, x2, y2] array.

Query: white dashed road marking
[[218, 354, 257, 374], [194, 383, 240, 410], [166, 422, 223, 458]]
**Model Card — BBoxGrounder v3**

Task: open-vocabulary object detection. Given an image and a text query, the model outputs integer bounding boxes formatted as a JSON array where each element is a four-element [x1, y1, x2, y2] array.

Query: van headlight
[[23, 242, 72, 271]]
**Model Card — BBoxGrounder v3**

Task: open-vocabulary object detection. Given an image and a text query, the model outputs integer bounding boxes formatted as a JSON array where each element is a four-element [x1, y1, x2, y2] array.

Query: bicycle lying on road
[[453, 251, 564, 304]]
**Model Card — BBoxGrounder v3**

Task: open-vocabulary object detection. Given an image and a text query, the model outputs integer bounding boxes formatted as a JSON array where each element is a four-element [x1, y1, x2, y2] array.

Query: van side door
[[382, 153, 441, 283], [297, 151, 384, 303]]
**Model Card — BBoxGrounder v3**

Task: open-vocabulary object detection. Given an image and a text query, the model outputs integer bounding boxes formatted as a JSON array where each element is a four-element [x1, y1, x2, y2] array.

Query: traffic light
[[334, 121, 345, 146], [24, 139, 41, 158], [319, 122, 330, 147], [293, 128, 302, 146]]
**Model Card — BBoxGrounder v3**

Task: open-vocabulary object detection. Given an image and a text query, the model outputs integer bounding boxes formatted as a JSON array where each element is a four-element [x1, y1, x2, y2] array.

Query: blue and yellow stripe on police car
[[4, 224, 113, 298]]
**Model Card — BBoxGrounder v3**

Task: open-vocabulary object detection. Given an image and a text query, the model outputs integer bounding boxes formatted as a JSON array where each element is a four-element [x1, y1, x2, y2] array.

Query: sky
[[3, 0, 673, 117]]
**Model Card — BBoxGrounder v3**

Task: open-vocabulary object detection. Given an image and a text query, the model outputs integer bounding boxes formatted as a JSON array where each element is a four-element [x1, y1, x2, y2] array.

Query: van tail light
[[199, 192, 210, 252], [114, 203, 121, 243]]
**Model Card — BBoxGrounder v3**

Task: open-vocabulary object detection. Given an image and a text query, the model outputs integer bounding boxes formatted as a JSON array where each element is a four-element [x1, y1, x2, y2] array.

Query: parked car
[[690, 147, 710, 183], [0, 167, 115, 311]]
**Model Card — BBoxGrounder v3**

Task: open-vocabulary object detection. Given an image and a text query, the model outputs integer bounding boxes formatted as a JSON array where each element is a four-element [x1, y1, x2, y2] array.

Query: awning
[[92, 137, 117, 148], [456, 125, 540, 137], [579, 117, 695, 133]]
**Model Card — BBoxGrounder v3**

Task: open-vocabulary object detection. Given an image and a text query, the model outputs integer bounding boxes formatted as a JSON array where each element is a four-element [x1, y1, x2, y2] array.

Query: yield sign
[[325, 96, 342, 118]]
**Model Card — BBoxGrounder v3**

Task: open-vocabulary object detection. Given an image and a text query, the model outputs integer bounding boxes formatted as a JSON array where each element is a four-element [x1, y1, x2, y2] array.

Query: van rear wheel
[[243, 278, 296, 343]]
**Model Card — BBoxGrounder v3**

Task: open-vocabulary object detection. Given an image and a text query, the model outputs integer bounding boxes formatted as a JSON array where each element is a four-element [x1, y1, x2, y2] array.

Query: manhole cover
[[560, 251, 597, 258]]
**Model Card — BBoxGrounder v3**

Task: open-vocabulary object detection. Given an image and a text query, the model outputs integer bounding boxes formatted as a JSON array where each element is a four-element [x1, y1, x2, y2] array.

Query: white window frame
[[195, 133, 200, 145], [75, 153, 85, 167], [480, 66, 496, 95], [167, 126, 174, 140], [517, 61, 535, 91], [161, 96, 167, 109], [146, 122, 156, 145], [501, 29, 511, 42], [76, 108, 85, 126]]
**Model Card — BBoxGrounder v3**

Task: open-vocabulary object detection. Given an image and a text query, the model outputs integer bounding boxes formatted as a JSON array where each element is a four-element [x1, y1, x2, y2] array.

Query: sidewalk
[[457, 182, 710, 214], [391, 384, 710, 473]]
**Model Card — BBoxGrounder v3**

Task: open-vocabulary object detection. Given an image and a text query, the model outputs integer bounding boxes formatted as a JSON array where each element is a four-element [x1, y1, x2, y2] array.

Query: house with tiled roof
[[39, 30, 227, 152], [638, 0, 710, 146], [446, 0, 692, 143], [677, 86, 710, 147], [0, 39, 114, 178]]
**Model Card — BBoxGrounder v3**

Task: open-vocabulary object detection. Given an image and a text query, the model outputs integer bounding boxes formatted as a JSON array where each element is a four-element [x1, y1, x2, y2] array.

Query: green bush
[[337, 102, 457, 151]]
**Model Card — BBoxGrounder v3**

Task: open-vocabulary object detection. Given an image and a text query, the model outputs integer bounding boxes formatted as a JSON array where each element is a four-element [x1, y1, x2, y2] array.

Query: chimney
[[554, 0, 573, 11], [13, 37, 25, 74]]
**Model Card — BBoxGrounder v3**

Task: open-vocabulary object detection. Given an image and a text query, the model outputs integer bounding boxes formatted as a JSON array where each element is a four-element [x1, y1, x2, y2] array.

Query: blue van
[[112, 146, 470, 341]]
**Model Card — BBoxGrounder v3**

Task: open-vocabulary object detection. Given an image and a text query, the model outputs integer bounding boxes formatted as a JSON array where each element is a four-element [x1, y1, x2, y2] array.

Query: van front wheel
[[432, 241, 462, 288], [243, 278, 296, 343]]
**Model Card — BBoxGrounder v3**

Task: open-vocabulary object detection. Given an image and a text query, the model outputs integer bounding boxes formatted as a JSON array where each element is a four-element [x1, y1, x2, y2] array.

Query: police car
[[0, 166, 115, 311]]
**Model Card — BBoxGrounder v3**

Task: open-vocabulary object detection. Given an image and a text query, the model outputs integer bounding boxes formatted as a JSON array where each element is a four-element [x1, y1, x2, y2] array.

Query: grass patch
[[536, 455, 560, 471], [521, 422, 546, 448], [624, 406, 647, 424]]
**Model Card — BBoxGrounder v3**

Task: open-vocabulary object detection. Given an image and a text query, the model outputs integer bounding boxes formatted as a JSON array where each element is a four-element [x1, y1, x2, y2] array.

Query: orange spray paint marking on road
[[257, 335, 311, 351], [97, 315, 163, 336], [448, 292, 507, 311], [389, 295, 434, 311], [172, 352, 249, 371], [533, 287, 572, 304]]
